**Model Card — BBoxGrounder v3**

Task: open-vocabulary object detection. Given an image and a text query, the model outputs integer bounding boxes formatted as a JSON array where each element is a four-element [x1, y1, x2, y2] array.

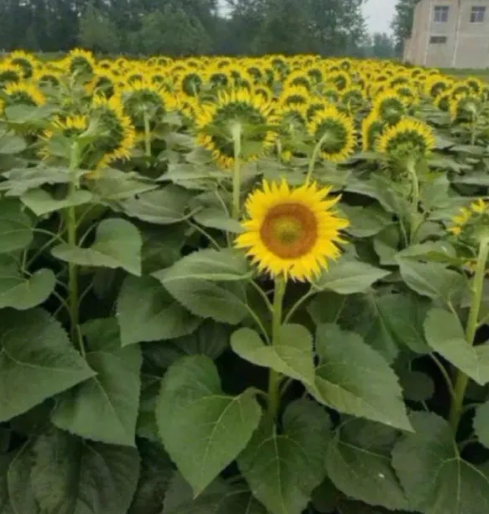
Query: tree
[[372, 32, 395, 59], [138, 4, 212, 56], [391, 0, 421, 54], [79, 2, 120, 53]]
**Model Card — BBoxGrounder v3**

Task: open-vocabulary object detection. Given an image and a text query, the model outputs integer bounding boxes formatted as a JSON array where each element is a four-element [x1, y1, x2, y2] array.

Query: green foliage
[[79, 2, 120, 53]]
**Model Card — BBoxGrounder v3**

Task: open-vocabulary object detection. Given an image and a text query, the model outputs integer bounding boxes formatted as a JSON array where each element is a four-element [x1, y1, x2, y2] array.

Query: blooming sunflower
[[196, 88, 278, 169], [449, 199, 489, 244], [2, 83, 46, 110], [7, 50, 37, 79], [376, 118, 435, 162], [0, 63, 23, 88], [64, 48, 96, 76], [40, 115, 90, 160], [308, 106, 356, 162], [449, 94, 482, 123], [279, 85, 311, 109], [235, 180, 349, 282], [372, 89, 406, 125], [90, 95, 136, 167], [362, 112, 385, 152]]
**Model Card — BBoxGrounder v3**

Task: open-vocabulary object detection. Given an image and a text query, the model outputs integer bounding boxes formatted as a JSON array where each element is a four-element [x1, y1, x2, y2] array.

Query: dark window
[[471, 6, 486, 23], [434, 5, 450, 22], [430, 35, 448, 44]]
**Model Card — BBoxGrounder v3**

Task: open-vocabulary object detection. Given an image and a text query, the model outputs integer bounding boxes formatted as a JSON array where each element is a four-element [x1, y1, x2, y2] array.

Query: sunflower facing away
[[235, 180, 349, 282], [376, 118, 435, 162], [308, 106, 356, 162], [449, 199, 489, 242]]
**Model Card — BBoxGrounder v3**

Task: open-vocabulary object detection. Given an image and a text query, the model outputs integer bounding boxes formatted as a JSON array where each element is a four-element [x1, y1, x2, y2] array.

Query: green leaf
[[392, 412, 489, 514], [193, 207, 243, 233], [0, 455, 13, 514], [128, 441, 174, 514], [1, 166, 87, 196], [310, 324, 411, 431], [424, 308, 489, 386], [51, 318, 142, 447], [117, 276, 201, 346], [474, 401, 489, 449], [52, 218, 142, 276], [154, 249, 251, 324], [0, 199, 33, 254], [0, 255, 55, 310], [156, 355, 262, 495], [88, 168, 157, 201], [314, 260, 389, 294], [7, 442, 38, 514], [239, 399, 330, 514], [326, 419, 409, 510], [120, 186, 192, 224], [397, 258, 465, 302], [398, 369, 435, 402], [0, 130, 26, 154], [29, 428, 140, 514], [0, 309, 94, 422], [21, 188, 93, 216], [342, 205, 392, 238], [231, 325, 315, 385]]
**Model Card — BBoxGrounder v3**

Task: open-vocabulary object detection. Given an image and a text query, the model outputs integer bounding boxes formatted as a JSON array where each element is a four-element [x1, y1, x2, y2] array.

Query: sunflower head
[[179, 70, 204, 97], [341, 87, 365, 111], [464, 77, 484, 95], [328, 71, 351, 92], [2, 82, 46, 110], [308, 106, 356, 163], [284, 71, 311, 91], [372, 89, 406, 125], [7, 51, 37, 79], [34, 68, 62, 88], [449, 94, 482, 123], [90, 95, 136, 166], [92, 68, 118, 99], [377, 118, 435, 164], [280, 85, 311, 109], [449, 199, 489, 245], [425, 75, 453, 98], [0, 63, 23, 88], [40, 115, 90, 160], [235, 180, 349, 282], [65, 48, 96, 77], [435, 89, 453, 112], [362, 112, 385, 152], [196, 89, 278, 169]]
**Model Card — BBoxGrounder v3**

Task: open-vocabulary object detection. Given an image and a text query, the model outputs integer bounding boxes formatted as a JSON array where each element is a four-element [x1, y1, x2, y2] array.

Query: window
[[430, 35, 448, 44], [471, 6, 486, 23], [434, 5, 450, 22]]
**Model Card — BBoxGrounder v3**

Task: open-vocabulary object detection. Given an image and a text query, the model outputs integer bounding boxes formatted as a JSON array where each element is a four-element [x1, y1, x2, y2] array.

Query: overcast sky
[[362, 0, 396, 34]]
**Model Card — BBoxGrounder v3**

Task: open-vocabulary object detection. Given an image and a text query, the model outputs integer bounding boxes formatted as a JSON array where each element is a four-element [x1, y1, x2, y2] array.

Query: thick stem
[[407, 162, 420, 243], [65, 143, 84, 356], [232, 124, 242, 220], [305, 132, 330, 185], [143, 110, 152, 157], [267, 277, 286, 423], [449, 240, 489, 430], [470, 112, 477, 146]]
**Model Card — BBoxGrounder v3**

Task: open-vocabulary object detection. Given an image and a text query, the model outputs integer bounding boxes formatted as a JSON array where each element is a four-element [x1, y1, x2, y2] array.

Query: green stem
[[449, 239, 489, 430], [407, 162, 420, 243], [231, 124, 242, 220], [65, 143, 84, 356], [143, 110, 152, 157], [267, 277, 286, 423], [470, 112, 477, 146], [305, 132, 329, 185]]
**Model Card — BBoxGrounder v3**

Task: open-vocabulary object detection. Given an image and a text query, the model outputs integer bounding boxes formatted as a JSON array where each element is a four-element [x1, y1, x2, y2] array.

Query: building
[[404, 0, 489, 68]]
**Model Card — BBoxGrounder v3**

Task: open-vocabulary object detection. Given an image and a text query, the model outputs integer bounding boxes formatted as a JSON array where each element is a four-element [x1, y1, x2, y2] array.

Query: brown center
[[260, 203, 318, 259]]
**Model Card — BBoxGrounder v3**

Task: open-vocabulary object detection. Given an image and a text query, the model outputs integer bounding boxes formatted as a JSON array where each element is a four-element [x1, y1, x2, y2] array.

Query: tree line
[[0, 0, 412, 58]]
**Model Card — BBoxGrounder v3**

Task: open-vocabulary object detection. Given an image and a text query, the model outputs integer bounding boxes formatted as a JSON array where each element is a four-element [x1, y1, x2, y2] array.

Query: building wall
[[404, 0, 489, 68]]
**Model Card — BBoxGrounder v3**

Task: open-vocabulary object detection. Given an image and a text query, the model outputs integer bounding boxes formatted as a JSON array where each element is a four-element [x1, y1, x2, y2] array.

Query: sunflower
[[435, 89, 453, 112], [362, 112, 385, 152], [425, 75, 453, 98], [341, 87, 365, 112], [449, 199, 489, 245], [328, 70, 351, 91], [64, 48, 96, 76], [279, 85, 310, 109], [178, 69, 204, 97], [33, 68, 62, 88], [2, 82, 46, 110], [0, 63, 23, 88], [308, 106, 356, 162], [90, 95, 136, 166], [7, 50, 37, 79], [40, 115, 90, 160], [449, 94, 481, 123], [465, 77, 484, 95], [122, 80, 178, 131], [196, 88, 278, 169], [284, 70, 312, 91], [91, 68, 118, 98], [376, 118, 435, 162], [235, 180, 349, 282], [372, 89, 406, 125]]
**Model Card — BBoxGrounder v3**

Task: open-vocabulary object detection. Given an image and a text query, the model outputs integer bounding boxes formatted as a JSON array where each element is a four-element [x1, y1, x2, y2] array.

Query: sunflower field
[[1, 48, 489, 514]]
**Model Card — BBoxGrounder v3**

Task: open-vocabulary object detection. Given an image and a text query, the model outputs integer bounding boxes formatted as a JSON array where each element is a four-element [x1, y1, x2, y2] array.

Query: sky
[[362, 0, 396, 35]]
